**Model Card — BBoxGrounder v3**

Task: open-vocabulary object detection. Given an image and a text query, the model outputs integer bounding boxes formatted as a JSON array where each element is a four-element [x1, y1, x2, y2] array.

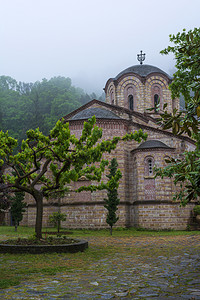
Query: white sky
[[1, 0, 200, 94]]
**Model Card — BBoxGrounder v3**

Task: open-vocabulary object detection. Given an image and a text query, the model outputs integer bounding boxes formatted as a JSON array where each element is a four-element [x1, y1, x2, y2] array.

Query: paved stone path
[[0, 235, 200, 299]]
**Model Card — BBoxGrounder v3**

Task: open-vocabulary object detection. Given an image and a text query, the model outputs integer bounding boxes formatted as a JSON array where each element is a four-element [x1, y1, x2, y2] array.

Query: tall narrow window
[[110, 90, 114, 105], [128, 95, 134, 111], [154, 94, 159, 112], [144, 156, 156, 200], [148, 158, 153, 176]]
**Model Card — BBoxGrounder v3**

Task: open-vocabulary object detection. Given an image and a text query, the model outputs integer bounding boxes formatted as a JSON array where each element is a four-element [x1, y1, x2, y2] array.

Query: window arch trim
[[123, 84, 136, 110]]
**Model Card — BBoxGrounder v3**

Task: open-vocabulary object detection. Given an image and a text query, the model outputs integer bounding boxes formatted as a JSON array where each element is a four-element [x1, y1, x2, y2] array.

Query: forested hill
[[0, 75, 104, 146]]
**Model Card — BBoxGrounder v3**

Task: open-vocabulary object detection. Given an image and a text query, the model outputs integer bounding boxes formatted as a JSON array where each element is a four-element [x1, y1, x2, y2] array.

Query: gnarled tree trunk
[[33, 190, 43, 239]]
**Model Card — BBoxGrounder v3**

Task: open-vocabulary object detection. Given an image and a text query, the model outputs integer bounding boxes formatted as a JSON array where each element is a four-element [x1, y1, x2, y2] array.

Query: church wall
[[4, 211, 11, 226], [131, 149, 174, 203], [59, 203, 129, 229], [130, 125, 194, 154], [20, 202, 129, 229], [128, 143, 197, 229], [131, 203, 194, 230], [20, 204, 58, 227]]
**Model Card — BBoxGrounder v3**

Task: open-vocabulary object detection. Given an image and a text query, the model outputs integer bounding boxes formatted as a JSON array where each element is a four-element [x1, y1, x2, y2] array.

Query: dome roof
[[70, 107, 121, 120], [137, 140, 170, 149], [115, 64, 171, 80]]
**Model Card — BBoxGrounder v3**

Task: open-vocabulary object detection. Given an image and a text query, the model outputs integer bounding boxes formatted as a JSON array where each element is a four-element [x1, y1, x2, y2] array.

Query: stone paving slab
[[0, 235, 200, 299]]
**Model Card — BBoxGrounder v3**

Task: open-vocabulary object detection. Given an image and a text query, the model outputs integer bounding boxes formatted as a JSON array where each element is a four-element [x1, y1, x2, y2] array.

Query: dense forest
[[0, 75, 104, 147]]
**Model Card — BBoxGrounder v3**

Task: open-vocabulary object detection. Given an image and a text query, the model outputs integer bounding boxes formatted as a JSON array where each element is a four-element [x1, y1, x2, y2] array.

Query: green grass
[[0, 226, 35, 241], [0, 226, 199, 290], [0, 225, 200, 243], [1, 225, 200, 240], [69, 227, 200, 237]]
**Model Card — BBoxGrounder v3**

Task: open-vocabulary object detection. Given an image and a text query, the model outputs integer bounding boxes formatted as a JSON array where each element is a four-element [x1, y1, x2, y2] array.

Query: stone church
[[20, 57, 196, 230]]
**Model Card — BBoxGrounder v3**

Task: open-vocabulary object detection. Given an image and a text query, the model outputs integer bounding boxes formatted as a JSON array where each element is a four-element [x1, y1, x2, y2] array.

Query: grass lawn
[[0, 226, 200, 290]]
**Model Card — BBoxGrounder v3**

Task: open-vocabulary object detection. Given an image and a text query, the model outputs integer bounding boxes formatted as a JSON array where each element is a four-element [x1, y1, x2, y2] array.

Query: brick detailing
[[144, 179, 156, 200]]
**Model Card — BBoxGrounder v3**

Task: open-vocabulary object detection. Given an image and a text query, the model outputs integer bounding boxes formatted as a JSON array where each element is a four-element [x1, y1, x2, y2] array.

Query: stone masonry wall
[[20, 202, 128, 229], [131, 202, 194, 230]]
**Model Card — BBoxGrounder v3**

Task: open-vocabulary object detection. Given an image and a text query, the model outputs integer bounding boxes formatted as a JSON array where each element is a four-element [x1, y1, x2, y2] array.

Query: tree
[[49, 212, 66, 234], [0, 172, 10, 211], [104, 158, 122, 235], [0, 76, 18, 91], [10, 191, 26, 231], [0, 75, 99, 150], [0, 116, 147, 239], [154, 27, 200, 206]]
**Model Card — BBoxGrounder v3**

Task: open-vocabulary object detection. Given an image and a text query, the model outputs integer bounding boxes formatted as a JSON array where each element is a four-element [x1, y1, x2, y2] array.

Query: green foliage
[[0, 168, 11, 210], [160, 28, 200, 103], [0, 278, 20, 289], [0, 116, 147, 239], [0, 75, 103, 149], [154, 28, 200, 206], [10, 192, 26, 231], [49, 212, 67, 233], [104, 158, 122, 235], [193, 205, 200, 216]]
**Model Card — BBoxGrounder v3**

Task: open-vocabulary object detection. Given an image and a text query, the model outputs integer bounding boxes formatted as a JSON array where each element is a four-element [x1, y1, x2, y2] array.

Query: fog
[[1, 0, 199, 94]]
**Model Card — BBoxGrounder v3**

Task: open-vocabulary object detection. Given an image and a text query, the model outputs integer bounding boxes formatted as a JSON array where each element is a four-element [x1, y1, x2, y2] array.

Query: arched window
[[110, 90, 114, 105], [124, 85, 135, 110], [151, 85, 162, 112], [144, 156, 154, 176], [148, 158, 153, 176], [128, 95, 134, 111], [144, 156, 156, 200], [154, 94, 159, 112]]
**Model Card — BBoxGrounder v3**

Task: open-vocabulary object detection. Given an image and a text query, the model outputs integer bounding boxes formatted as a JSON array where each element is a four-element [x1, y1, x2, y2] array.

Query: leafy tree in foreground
[[0, 116, 147, 239], [154, 27, 200, 206], [104, 158, 122, 235], [10, 191, 26, 232], [0, 167, 10, 211], [49, 212, 66, 234]]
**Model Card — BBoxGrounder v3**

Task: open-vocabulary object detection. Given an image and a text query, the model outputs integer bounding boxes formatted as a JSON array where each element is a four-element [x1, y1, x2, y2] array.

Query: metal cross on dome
[[137, 50, 146, 65]]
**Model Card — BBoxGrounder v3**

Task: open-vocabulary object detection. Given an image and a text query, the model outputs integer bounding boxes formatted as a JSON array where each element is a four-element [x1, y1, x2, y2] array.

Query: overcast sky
[[1, 0, 200, 94]]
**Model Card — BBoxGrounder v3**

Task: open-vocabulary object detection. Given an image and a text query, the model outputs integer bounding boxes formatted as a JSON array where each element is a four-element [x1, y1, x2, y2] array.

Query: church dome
[[70, 107, 121, 120], [115, 64, 171, 80]]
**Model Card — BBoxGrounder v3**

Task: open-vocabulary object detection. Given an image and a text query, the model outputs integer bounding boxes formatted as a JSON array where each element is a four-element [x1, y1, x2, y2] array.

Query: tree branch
[[31, 158, 51, 187]]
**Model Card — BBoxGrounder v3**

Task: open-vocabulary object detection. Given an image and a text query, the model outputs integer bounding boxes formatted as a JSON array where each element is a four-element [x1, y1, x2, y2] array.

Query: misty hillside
[[0, 75, 105, 147]]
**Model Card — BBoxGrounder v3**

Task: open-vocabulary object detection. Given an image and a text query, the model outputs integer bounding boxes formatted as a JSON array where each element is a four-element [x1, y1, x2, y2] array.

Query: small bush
[[49, 212, 66, 233], [193, 205, 200, 215]]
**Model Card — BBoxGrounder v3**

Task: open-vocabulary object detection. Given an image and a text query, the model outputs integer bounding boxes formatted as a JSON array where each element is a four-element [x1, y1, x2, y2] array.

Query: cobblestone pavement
[[0, 235, 200, 299]]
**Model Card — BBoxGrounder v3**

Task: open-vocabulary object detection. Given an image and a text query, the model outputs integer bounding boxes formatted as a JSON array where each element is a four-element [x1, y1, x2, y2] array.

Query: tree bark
[[110, 226, 112, 236], [33, 191, 43, 239]]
